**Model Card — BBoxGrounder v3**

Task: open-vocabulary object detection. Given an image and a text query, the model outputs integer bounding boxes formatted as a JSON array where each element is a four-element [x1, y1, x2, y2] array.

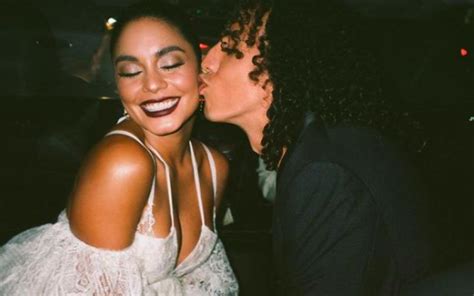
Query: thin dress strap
[[200, 144, 217, 199], [117, 114, 129, 124], [200, 143, 218, 230], [145, 144, 176, 229], [189, 141, 206, 226]]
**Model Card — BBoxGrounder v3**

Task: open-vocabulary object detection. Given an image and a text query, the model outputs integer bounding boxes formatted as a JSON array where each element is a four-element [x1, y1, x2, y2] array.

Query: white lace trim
[[0, 221, 143, 296], [136, 203, 156, 236]]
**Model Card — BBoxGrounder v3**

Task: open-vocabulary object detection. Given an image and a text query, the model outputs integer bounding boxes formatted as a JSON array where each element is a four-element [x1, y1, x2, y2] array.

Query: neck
[[234, 110, 268, 155], [236, 110, 289, 170], [144, 117, 195, 166], [245, 122, 287, 170]]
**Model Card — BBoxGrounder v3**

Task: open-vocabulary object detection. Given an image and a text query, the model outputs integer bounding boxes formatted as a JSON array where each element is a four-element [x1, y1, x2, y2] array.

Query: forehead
[[115, 17, 188, 53]]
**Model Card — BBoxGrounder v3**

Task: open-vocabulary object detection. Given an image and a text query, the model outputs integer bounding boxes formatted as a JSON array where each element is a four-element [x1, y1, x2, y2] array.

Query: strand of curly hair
[[222, 0, 423, 170]]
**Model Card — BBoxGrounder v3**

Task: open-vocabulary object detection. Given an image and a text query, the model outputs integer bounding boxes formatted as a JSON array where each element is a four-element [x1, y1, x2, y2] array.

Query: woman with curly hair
[[201, 0, 434, 294]]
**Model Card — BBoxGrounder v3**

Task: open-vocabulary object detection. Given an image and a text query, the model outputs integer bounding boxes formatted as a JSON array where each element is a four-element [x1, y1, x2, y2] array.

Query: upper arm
[[67, 135, 154, 250], [280, 162, 380, 294], [206, 146, 229, 211]]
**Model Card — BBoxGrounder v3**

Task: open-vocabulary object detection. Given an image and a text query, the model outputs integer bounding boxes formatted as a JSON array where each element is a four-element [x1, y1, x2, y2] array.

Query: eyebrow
[[157, 45, 185, 57], [114, 55, 137, 65], [114, 45, 186, 65]]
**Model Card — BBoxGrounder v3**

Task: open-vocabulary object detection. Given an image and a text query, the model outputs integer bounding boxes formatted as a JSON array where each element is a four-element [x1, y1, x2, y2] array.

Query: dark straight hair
[[109, 0, 201, 66]]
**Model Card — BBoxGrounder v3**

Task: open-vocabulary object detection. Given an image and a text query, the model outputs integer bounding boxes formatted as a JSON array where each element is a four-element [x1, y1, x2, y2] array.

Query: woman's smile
[[140, 97, 180, 117]]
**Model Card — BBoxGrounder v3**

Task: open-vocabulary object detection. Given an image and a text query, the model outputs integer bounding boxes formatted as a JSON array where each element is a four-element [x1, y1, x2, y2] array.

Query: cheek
[[116, 79, 141, 105], [229, 72, 252, 98], [169, 67, 199, 93], [116, 80, 130, 98], [223, 60, 251, 88], [173, 75, 199, 94]]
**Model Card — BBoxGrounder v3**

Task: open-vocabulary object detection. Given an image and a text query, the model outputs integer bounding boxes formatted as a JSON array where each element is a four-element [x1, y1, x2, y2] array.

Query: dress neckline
[[105, 129, 218, 272], [144, 139, 217, 270], [145, 140, 208, 229]]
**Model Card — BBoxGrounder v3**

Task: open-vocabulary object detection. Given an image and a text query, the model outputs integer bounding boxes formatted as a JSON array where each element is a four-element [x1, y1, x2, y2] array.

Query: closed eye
[[161, 62, 184, 70], [118, 71, 141, 78]]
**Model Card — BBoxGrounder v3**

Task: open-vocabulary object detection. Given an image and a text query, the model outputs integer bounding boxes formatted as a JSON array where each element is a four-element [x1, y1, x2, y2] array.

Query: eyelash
[[118, 72, 141, 78], [162, 62, 184, 70], [118, 62, 184, 78]]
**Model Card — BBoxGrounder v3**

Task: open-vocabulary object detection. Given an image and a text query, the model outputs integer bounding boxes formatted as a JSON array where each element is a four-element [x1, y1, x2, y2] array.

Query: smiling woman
[[0, 1, 238, 295], [111, 17, 200, 136]]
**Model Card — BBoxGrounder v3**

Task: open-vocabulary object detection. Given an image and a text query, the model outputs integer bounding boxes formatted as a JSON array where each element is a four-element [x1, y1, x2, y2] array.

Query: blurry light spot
[[99, 96, 115, 100], [199, 43, 209, 49], [106, 17, 117, 31], [460, 48, 468, 57]]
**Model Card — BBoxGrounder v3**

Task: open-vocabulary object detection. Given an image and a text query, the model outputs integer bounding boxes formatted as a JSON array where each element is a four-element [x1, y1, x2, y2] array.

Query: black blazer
[[273, 114, 433, 295]]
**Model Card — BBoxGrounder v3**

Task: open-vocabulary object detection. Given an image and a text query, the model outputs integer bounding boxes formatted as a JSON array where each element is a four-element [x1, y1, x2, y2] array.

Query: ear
[[261, 78, 274, 109]]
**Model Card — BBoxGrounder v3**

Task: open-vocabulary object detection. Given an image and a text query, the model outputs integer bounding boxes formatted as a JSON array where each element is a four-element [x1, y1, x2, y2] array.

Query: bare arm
[[67, 135, 154, 250]]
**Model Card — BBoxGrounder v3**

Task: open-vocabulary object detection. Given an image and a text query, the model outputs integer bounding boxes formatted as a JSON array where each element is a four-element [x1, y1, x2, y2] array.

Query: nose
[[201, 43, 221, 75], [143, 69, 167, 93]]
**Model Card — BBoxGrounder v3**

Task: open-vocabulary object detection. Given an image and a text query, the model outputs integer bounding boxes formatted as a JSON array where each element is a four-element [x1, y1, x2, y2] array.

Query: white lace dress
[[0, 130, 239, 295]]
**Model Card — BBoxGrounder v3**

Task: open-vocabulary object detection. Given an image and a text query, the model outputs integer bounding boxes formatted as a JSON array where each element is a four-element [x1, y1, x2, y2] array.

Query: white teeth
[[143, 98, 179, 112]]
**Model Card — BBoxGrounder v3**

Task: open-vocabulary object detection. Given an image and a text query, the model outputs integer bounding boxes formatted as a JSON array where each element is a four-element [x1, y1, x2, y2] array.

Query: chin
[[150, 126, 180, 137], [203, 109, 214, 122], [151, 113, 196, 136], [203, 107, 223, 123], [145, 119, 178, 136]]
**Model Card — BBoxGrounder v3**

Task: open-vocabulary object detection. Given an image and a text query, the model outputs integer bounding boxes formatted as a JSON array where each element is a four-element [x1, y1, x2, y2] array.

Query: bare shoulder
[[67, 133, 154, 250], [78, 133, 154, 186]]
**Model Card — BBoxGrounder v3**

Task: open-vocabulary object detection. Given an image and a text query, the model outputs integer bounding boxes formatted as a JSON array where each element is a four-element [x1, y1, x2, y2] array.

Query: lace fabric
[[0, 210, 238, 295], [0, 216, 144, 296], [180, 240, 239, 295], [0, 130, 238, 295]]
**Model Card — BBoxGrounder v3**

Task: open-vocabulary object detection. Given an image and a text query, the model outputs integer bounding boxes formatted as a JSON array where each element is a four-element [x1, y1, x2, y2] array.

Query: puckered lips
[[140, 97, 180, 117]]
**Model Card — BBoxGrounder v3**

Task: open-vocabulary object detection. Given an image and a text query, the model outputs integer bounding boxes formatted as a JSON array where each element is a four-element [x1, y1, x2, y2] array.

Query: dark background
[[0, 0, 472, 294]]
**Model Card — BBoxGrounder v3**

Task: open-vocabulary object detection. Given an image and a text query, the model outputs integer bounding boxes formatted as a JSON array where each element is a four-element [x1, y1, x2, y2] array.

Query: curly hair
[[221, 0, 422, 170]]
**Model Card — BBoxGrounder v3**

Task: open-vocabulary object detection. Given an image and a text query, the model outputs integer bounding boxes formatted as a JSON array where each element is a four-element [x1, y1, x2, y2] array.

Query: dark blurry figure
[[36, 31, 112, 172], [36, 9, 119, 170], [0, 2, 121, 246], [53, 31, 115, 98], [0, 1, 60, 96]]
